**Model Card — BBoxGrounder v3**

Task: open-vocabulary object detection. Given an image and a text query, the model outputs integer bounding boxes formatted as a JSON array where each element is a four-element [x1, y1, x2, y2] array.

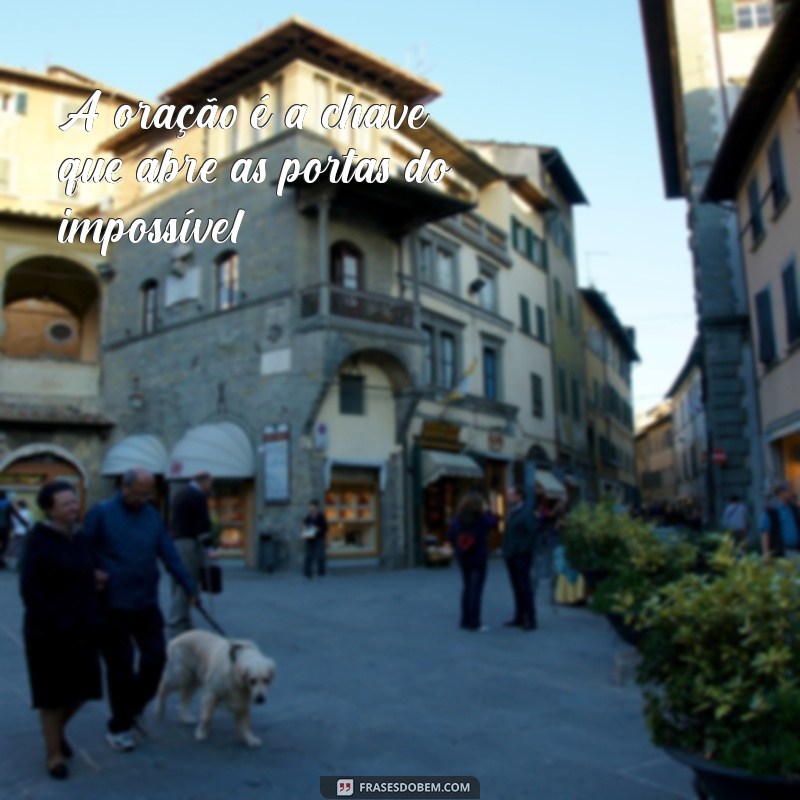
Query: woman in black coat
[[20, 480, 102, 779], [448, 491, 497, 631]]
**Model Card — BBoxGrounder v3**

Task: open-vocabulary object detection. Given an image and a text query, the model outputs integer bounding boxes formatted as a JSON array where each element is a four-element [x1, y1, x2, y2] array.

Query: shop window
[[325, 470, 380, 556]]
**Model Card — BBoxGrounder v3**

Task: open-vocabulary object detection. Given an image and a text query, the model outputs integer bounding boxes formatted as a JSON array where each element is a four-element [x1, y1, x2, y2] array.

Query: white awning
[[423, 450, 482, 487], [536, 469, 567, 499], [101, 435, 169, 476], [168, 422, 254, 479]]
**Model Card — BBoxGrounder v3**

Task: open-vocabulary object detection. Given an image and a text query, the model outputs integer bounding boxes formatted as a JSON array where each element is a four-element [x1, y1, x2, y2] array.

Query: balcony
[[299, 285, 415, 329]]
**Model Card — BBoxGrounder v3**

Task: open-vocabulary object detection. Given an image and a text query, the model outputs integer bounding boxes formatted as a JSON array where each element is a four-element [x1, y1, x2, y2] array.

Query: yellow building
[[704, 2, 800, 496], [0, 66, 138, 510], [635, 401, 678, 508], [581, 287, 640, 504]]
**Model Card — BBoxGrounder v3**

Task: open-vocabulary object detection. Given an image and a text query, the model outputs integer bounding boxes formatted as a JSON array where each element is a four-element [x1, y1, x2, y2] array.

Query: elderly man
[[168, 471, 214, 639], [759, 480, 800, 560], [84, 468, 199, 753]]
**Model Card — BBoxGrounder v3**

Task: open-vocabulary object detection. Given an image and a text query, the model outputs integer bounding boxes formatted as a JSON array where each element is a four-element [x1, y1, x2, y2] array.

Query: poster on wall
[[263, 423, 290, 503]]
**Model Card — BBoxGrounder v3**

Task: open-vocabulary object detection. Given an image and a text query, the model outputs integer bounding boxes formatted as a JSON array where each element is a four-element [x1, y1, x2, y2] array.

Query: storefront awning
[[535, 469, 567, 499], [169, 422, 254, 479], [101, 435, 169, 476], [423, 450, 482, 487]]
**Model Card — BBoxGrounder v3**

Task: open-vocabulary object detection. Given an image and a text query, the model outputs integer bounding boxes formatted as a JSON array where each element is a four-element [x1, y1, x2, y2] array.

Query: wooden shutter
[[755, 288, 776, 364], [715, 0, 736, 31], [782, 263, 800, 344]]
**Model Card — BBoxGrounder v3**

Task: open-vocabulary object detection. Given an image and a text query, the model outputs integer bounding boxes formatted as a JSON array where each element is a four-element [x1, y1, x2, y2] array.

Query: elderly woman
[[20, 480, 102, 779]]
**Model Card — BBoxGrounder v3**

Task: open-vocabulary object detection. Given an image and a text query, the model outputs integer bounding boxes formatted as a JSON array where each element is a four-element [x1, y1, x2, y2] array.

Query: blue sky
[[5, 0, 696, 411]]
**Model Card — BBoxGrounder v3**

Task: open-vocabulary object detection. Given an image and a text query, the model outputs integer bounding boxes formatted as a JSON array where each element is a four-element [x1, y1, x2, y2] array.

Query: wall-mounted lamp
[[97, 263, 116, 283], [468, 278, 486, 295], [128, 375, 145, 411]]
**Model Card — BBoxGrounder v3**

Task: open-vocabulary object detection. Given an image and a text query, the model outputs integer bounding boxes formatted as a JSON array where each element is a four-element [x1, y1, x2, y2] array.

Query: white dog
[[156, 630, 276, 747]]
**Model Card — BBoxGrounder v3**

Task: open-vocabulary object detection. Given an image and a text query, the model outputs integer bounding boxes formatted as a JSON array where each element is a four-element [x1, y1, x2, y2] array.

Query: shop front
[[324, 464, 382, 558]]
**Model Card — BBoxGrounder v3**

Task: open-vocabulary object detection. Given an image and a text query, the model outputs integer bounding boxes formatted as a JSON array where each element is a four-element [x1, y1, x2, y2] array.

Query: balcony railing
[[299, 285, 415, 329]]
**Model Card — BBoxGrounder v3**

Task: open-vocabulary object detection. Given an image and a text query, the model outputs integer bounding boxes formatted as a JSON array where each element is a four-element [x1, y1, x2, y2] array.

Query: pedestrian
[[83, 468, 199, 752], [167, 471, 213, 639], [720, 495, 748, 544], [0, 488, 26, 569], [7, 498, 33, 568], [20, 481, 102, 780], [759, 480, 800, 560], [502, 484, 539, 631], [302, 499, 328, 578], [448, 491, 496, 632]]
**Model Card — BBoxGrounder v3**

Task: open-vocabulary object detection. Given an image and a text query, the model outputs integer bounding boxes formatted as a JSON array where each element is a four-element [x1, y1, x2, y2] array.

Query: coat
[[502, 503, 538, 558]]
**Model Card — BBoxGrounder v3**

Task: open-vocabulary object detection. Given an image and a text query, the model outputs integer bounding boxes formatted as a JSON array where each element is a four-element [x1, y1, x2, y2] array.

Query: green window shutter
[[542, 240, 549, 271], [15, 92, 28, 114], [715, 0, 736, 31]]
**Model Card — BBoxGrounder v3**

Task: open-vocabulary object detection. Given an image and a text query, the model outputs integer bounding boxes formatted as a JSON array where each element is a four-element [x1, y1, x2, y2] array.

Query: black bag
[[199, 563, 223, 594]]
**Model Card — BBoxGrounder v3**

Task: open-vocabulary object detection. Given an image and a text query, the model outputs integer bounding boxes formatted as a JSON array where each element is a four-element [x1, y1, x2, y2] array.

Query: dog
[[155, 629, 276, 747]]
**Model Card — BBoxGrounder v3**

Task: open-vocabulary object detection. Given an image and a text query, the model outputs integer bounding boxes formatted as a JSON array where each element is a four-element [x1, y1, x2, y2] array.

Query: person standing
[[167, 471, 213, 639], [0, 489, 26, 569], [7, 498, 33, 568], [502, 484, 539, 631], [20, 481, 102, 780], [759, 480, 800, 560], [721, 495, 749, 544], [302, 499, 328, 579], [83, 468, 199, 752], [448, 491, 496, 632]]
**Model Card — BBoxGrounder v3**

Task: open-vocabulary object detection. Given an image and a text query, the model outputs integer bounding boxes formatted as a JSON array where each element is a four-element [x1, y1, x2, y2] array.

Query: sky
[[4, 0, 697, 412]]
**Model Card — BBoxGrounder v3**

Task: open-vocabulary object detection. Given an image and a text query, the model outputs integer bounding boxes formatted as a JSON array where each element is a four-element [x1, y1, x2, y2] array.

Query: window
[[571, 377, 581, 423], [0, 92, 26, 115], [483, 345, 499, 400], [535, 305, 547, 342], [421, 318, 462, 389], [747, 177, 764, 245], [141, 280, 158, 334], [567, 295, 575, 329], [519, 296, 532, 334], [768, 137, 788, 212], [755, 287, 776, 365], [526, 229, 542, 265], [331, 241, 363, 291], [422, 325, 435, 385], [436, 248, 456, 293], [419, 240, 434, 283], [782, 261, 800, 344], [477, 265, 498, 312], [554, 278, 562, 315], [440, 333, 456, 389], [511, 217, 525, 254], [339, 375, 365, 415], [216, 251, 240, 310], [531, 373, 544, 418], [417, 235, 458, 294], [557, 366, 568, 414], [734, 1, 773, 29]]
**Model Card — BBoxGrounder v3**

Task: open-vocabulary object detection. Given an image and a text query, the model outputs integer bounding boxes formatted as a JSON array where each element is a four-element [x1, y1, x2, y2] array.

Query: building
[[639, 0, 781, 523], [0, 66, 138, 511], [704, 1, 800, 495], [635, 400, 678, 509], [470, 142, 590, 502], [666, 337, 708, 511], [580, 287, 639, 504], [97, 19, 568, 566]]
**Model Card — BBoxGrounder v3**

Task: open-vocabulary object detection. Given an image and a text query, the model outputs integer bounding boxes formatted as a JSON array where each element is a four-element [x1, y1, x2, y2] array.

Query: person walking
[[0, 489, 26, 569], [7, 498, 33, 568], [759, 480, 800, 560], [84, 468, 199, 752], [448, 491, 496, 632], [302, 499, 328, 578], [20, 481, 102, 780], [167, 471, 213, 639], [502, 484, 539, 631]]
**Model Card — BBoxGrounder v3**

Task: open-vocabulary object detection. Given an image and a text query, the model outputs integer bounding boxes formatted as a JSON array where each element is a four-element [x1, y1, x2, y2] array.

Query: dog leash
[[195, 602, 227, 637]]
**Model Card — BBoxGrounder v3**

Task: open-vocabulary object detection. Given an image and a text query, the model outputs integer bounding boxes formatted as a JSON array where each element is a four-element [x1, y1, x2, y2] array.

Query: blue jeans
[[458, 559, 487, 629]]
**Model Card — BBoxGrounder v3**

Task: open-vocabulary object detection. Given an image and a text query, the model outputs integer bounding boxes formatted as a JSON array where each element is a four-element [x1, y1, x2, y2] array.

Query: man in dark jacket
[[167, 471, 213, 638], [759, 480, 800, 559], [502, 484, 538, 631], [84, 468, 199, 753], [302, 499, 328, 578]]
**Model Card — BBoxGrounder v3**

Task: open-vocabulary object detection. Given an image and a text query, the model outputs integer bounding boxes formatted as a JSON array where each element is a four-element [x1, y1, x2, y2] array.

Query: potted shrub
[[637, 543, 800, 798]]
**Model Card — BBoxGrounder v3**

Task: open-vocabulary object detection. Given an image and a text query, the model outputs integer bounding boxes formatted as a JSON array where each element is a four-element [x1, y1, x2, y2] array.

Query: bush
[[637, 546, 800, 777]]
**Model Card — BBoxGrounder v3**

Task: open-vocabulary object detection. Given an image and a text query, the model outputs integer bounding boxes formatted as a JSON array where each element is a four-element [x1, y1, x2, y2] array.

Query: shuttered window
[[748, 177, 765, 244], [768, 137, 789, 212], [782, 262, 800, 345], [755, 288, 776, 365], [519, 296, 531, 334]]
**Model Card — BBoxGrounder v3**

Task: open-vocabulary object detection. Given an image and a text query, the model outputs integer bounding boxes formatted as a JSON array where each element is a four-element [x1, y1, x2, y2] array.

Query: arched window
[[330, 242, 363, 291], [141, 280, 158, 334], [216, 251, 240, 311]]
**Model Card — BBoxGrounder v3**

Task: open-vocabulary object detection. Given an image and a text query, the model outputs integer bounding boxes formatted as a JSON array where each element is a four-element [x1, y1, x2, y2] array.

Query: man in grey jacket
[[502, 484, 538, 631]]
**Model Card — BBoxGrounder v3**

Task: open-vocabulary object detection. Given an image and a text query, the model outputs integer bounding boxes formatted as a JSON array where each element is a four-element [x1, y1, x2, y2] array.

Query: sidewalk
[[0, 561, 695, 800]]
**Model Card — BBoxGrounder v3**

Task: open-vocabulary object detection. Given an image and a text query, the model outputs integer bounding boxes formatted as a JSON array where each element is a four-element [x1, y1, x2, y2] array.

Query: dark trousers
[[0, 526, 9, 565], [458, 559, 487, 629], [505, 553, 536, 625], [304, 537, 326, 578], [100, 606, 166, 733]]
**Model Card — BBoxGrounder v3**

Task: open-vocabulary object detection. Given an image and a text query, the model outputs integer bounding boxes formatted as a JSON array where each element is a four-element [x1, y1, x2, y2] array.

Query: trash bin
[[259, 531, 278, 572]]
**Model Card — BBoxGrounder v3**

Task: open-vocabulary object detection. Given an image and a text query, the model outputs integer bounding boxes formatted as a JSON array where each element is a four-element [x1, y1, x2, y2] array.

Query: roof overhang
[[539, 148, 588, 205]]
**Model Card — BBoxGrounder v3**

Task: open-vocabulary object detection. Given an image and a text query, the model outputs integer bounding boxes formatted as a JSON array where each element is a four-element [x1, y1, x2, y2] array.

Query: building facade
[[635, 401, 678, 509], [704, 2, 800, 496], [639, 0, 780, 523]]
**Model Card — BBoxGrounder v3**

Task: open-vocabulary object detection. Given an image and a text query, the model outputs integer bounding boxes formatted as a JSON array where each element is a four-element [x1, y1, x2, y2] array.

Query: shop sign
[[488, 430, 504, 452], [263, 423, 291, 503], [419, 420, 460, 452]]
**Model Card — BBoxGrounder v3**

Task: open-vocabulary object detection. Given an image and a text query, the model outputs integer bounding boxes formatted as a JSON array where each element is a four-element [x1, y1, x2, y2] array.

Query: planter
[[666, 749, 800, 800], [605, 612, 646, 647]]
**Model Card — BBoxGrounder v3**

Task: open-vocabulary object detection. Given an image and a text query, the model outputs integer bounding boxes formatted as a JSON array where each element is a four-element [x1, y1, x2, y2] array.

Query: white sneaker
[[106, 730, 136, 752]]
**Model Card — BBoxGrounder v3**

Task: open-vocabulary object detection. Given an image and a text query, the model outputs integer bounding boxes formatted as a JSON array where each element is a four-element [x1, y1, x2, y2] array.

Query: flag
[[441, 357, 478, 404]]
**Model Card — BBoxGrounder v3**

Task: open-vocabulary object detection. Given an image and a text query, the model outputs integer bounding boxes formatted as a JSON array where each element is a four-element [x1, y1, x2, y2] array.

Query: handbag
[[199, 563, 223, 594], [456, 531, 476, 552]]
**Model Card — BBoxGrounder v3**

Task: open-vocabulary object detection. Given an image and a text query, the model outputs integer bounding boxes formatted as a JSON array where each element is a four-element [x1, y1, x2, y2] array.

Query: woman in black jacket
[[20, 480, 102, 779]]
